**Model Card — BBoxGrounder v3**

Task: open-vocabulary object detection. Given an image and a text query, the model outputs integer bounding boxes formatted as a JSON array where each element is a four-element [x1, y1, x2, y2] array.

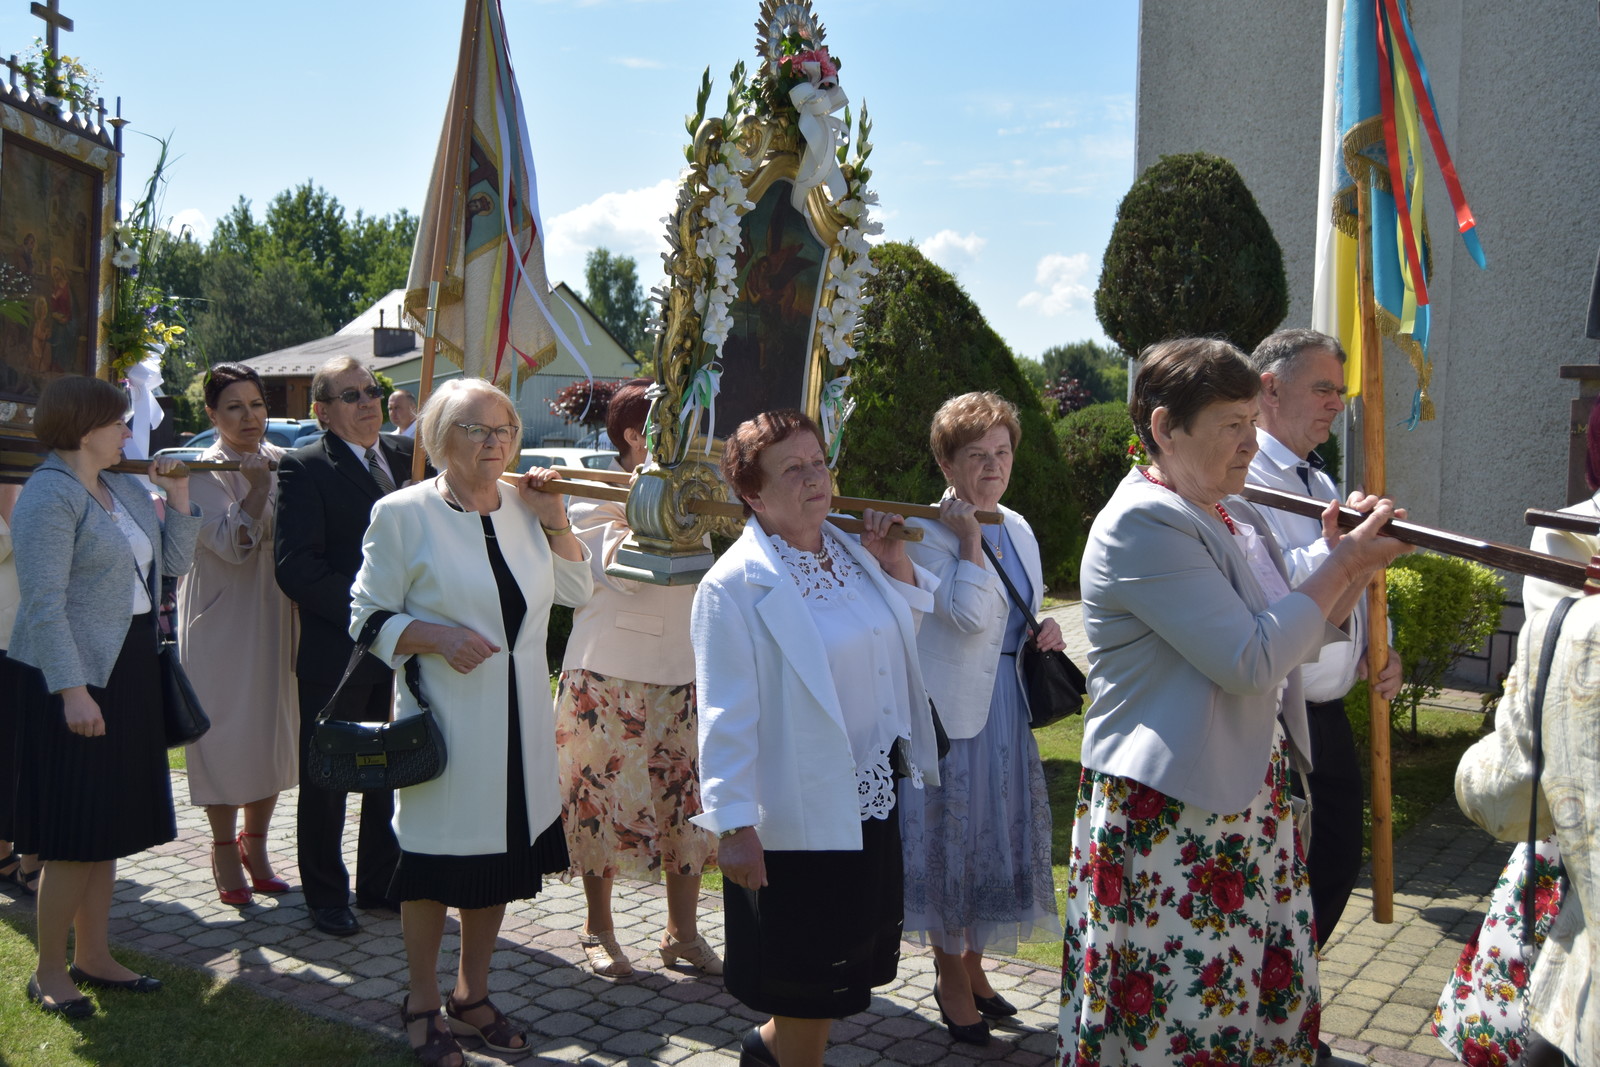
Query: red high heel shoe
[[212, 841, 253, 907], [237, 831, 291, 893]]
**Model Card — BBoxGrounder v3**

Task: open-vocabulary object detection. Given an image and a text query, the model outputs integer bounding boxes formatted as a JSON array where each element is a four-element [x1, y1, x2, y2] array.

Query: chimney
[[373, 324, 416, 359]]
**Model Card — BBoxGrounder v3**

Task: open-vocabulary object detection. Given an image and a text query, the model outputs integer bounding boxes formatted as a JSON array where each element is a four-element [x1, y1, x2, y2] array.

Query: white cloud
[[920, 230, 987, 273], [543, 178, 679, 289], [168, 208, 210, 243], [1018, 252, 1094, 317], [612, 56, 664, 69]]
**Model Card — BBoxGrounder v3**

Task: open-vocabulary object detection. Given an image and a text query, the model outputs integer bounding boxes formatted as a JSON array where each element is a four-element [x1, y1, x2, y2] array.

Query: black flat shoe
[[26, 976, 95, 1018], [973, 990, 1018, 1018], [68, 966, 162, 993], [739, 1026, 779, 1066], [932, 984, 990, 1046], [310, 904, 360, 936]]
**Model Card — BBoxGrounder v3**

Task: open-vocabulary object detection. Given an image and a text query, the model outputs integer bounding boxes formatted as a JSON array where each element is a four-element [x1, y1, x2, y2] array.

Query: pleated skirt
[[16, 613, 177, 862]]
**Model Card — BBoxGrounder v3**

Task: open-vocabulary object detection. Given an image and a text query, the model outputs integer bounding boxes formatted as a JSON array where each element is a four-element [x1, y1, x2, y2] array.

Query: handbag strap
[[1524, 595, 1576, 946], [315, 610, 428, 723]]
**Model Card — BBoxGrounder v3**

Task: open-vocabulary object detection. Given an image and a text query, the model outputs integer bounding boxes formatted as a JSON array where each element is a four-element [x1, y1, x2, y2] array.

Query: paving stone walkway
[[0, 602, 1506, 1065]]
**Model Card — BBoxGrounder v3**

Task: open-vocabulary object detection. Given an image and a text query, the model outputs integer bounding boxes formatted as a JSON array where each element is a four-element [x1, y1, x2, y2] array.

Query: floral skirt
[[1058, 728, 1319, 1067], [899, 656, 1060, 955], [555, 669, 716, 881], [1433, 837, 1565, 1066]]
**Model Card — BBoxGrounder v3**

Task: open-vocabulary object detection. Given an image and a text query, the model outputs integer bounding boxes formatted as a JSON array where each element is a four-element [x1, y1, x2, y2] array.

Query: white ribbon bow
[[819, 375, 856, 467], [789, 81, 849, 211], [677, 362, 722, 460], [123, 349, 166, 461]]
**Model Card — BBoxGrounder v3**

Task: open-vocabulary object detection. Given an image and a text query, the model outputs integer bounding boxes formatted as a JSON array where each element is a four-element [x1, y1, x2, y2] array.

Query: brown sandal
[[446, 992, 527, 1053], [399, 997, 463, 1067]]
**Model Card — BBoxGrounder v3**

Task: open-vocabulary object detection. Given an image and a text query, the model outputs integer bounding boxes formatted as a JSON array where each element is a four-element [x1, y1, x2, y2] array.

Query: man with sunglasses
[[275, 356, 419, 937]]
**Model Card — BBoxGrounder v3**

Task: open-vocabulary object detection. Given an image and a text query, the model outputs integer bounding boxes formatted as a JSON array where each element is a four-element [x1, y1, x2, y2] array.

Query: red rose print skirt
[[1057, 726, 1320, 1066]]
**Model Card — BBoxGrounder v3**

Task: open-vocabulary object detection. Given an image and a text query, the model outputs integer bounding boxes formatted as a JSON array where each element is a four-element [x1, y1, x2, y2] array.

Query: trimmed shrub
[[1380, 553, 1505, 737], [1095, 152, 1288, 358], [1053, 401, 1135, 582], [840, 242, 1079, 590]]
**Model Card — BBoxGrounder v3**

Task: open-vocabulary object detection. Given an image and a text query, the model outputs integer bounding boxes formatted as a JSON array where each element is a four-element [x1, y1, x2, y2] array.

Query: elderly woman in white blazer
[[1057, 339, 1409, 1067], [690, 410, 939, 1067], [350, 378, 592, 1066], [899, 392, 1064, 1047], [554, 379, 719, 981]]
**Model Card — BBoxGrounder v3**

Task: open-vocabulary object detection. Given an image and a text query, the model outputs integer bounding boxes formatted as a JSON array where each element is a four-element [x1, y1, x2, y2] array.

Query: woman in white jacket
[[690, 410, 939, 1067], [899, 393, 1065, 1046], [350, 379, 592, 1067]]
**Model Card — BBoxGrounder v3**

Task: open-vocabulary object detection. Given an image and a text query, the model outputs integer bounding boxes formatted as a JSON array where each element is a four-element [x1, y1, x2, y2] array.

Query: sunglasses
[[321, 385, 385, 404], [456, 422, 518, 444]]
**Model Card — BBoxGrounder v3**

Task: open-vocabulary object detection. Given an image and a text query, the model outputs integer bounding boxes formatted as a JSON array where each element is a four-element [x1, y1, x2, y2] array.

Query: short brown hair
[[34, 375, 128, 451], [929, 391, 1021, 467], [721, 409, 825, 516], [203, 362, 264, 409], [605, 378, 654, 458], [1130, 337, 1259, 457]]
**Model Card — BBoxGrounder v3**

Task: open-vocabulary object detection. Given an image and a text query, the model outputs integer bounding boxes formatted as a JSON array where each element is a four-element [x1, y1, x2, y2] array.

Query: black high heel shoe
[[739, 1026, 779, 1066], [932, 981, 991, 1046], [973, 990, 1019, 1018]]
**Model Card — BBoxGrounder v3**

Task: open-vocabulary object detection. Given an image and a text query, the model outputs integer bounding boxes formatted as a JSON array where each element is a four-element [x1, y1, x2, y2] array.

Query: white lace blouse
[[768, 530, 924, 819]]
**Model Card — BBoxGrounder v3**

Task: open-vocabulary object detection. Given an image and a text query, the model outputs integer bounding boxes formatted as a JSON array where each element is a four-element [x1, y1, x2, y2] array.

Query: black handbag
[[980, 537, 1087, 729], [306, 610, 446, 793], [158, 639, 211, 747]]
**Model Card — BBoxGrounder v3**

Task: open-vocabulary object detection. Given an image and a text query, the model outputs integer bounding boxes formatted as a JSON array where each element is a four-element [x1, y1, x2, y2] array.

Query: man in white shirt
[[1248, 329, 1403, 969], [386, 388, 418, 438]]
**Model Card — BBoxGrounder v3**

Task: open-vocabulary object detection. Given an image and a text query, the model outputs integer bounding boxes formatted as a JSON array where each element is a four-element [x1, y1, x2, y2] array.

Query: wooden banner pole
[[1356, 180, 1395, 925], [411, 0, 483, 484]]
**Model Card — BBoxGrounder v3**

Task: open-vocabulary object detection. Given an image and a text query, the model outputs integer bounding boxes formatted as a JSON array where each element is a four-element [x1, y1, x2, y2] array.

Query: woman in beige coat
[[555, 379, 719, 979], [176, 363, 298, 907]]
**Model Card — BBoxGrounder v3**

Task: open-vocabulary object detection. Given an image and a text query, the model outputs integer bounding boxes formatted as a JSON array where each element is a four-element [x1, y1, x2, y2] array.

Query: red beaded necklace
[[1139, 465, 1238, 535]]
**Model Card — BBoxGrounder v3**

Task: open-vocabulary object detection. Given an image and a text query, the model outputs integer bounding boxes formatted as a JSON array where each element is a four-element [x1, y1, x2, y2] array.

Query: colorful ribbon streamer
[[819, 375, 856, 468]]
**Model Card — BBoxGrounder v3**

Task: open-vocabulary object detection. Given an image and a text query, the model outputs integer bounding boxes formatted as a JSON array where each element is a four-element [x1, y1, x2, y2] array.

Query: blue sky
[[0, 0, 1137, 360]]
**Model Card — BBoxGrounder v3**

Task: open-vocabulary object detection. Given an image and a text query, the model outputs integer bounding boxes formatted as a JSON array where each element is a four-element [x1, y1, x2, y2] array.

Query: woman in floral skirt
[[1058, 338, 1408, 1065], [554, 379, 719, 979]]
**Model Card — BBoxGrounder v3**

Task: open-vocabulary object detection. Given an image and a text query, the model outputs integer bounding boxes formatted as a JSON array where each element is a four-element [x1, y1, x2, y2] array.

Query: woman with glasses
[[10, 375, 200, 1016], [350, 379, 592, 1066]]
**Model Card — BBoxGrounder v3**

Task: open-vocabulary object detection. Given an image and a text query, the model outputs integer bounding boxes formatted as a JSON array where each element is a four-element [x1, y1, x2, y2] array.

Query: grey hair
[[310, 355, 372, 403], [418, 378, 522, 473], [1249, 328, 1345, 380]]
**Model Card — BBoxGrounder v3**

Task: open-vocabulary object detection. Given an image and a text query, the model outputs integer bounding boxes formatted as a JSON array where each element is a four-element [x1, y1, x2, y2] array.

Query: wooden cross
[[3, 54, 24, 89], [30, 0, 73, 56]]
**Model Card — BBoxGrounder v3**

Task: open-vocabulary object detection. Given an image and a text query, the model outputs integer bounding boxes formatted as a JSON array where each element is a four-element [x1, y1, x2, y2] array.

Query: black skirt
[[0, 651, 29, 842], [16, 613, 177, 862], [723, 813, 904, 1019]]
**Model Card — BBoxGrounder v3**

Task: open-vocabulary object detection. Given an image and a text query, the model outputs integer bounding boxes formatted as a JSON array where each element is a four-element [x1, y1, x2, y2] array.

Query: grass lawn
[[1012, 698, 1485, 968], [0, 907, 411, 1067]]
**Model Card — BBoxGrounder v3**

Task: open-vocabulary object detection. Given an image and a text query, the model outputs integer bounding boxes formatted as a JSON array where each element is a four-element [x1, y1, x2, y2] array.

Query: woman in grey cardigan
[[10, 375, 200, 1018], [1056, 339, 1408, 1066]]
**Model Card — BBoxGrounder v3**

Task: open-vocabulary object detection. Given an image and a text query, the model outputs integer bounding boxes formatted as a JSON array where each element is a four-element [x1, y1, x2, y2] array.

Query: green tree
[[189, 255, 328, 365], [1053, 401, 1136, 576], [1095, 152, 1288, 358], [262, 181, 358, 326], [838, 242, 1080, 589], [1040, 340, 1127, 404], [347, 208, 419, 307], [583, 248, 648, 358]]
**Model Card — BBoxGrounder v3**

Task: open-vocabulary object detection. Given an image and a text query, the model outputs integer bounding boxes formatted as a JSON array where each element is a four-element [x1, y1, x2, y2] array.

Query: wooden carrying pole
[[411, 0, 483, 484], [1245, 486, 1588, 589], [505, 472, 924, 542], [548, 467, 1003, 525], [1356, 180, 1395, 924]]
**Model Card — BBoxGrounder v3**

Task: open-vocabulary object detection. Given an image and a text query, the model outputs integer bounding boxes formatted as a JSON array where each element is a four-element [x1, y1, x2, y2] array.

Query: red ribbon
[[1374, 0, 1430, 306]]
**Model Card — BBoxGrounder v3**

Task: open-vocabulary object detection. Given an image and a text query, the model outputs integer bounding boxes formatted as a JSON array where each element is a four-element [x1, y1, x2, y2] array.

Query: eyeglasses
[[455, 422, 518, 444], [320, 385, 385, 404]]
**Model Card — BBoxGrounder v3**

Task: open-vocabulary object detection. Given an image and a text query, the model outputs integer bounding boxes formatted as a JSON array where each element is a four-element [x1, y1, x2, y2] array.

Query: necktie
[[1296, 463, 1314, 493], [365, 447, 395, 494]]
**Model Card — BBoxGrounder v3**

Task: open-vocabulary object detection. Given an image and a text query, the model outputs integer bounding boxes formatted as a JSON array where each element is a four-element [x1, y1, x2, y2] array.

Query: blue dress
[[899, 524, 1061, 955]]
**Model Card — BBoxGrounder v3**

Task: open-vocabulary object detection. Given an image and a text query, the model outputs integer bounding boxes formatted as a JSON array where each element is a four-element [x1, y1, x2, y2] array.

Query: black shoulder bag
[[979, 538, 1087, 729], [307, 610, 447, 792]]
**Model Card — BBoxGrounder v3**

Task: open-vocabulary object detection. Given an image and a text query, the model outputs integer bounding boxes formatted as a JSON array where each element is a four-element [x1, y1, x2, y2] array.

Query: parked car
[[515, 447, 618, 474], [154, 419, 321, 464]]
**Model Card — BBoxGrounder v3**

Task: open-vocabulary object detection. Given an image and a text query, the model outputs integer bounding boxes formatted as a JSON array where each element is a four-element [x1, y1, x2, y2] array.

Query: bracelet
[[719, 826, 748, 839], [541, 522, 571, 537]]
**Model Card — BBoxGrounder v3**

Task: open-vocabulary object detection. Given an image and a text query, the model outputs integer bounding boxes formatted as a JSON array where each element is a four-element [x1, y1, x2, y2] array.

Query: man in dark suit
[[275, 356, 413, 936]]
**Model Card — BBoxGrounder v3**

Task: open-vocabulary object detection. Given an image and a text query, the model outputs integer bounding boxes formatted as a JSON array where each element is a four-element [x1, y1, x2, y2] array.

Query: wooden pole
[[1356, 180, 1395, 925], [411, 0, 483, 484]]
